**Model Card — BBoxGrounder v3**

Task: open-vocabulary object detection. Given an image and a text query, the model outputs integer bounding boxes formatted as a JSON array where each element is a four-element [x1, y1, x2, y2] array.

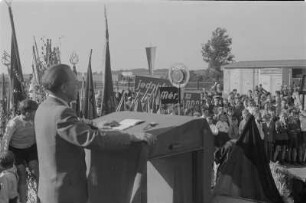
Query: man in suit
[[34, 64, 155, 203]]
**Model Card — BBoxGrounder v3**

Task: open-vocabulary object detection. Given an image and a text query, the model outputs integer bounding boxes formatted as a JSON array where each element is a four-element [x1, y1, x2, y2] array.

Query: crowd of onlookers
[[114, 82, 306, 165], [191, 83, 305, 166]]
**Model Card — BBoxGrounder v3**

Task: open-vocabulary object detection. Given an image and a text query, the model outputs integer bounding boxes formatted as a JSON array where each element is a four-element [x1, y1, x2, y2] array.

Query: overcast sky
[[0, 0, 305, 74]]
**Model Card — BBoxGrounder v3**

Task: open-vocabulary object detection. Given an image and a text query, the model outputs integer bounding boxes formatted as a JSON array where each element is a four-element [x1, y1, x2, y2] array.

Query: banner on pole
[[183, 92, 201, 109], [159, 87, 179, 104], [134, 76, 171, 95]]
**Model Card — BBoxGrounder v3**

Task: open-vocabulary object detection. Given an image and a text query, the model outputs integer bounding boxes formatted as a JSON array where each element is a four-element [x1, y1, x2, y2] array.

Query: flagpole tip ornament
[[168, 63, 190, 88], [69, 52, 79, 66]]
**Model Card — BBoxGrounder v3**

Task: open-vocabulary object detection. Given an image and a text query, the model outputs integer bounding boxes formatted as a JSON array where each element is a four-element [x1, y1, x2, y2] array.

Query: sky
[[0, 0, 305, 74]]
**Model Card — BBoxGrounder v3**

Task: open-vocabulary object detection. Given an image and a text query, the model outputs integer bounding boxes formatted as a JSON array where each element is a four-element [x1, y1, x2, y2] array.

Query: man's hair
[[42, 64, 71, 93], [0, 151, 15, 169], [18, 99, 38, 115]]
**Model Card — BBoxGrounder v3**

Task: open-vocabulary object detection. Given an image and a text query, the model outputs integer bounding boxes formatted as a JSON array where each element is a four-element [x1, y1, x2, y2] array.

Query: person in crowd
[[254, 111, 265, 140], [215, 113, 230, 148], [247, 90, 253, 99], [200, 108, 210, 119], [228, 116, 239, 140], [213, 95, 221, 107], [262, 113, 275, 162], [2, 99, 39, 203], [0, 151, 18, 203], [234, 100, 244, 123], [207, 116, 218, 136], [274, 112, 289, 164], [253, 89, 261, 107], [258, 84, 268, 95], [287, 109, 301, 164], [34, 64, 156, 203], [300, 110, 306, 164], [239, 109, 251, 136]]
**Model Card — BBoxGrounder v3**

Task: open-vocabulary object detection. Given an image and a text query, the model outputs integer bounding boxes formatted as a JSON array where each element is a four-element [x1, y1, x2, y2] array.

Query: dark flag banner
[[102, 6, 116, 115], [145, 46, 156, 75], [213, 115, 283, 203], [8, 5, 25, 112], [71, 65, 81, 117], [159, 87, 179, 104], [83, 49, 97, 120], [1, 74, 7, 115]]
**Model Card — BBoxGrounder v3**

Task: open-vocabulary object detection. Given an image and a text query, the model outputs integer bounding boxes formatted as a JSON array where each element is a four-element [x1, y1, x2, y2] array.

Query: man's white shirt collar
[[48, 94, 69, 107]]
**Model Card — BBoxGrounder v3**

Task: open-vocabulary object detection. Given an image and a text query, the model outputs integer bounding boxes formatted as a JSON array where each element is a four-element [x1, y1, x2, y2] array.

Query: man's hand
[[129, 132, 157, 145], [92, 120, 120, 129]]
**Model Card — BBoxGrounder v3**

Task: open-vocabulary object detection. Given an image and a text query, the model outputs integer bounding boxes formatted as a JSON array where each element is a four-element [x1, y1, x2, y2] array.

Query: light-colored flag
[[145, 46, 157, 76]]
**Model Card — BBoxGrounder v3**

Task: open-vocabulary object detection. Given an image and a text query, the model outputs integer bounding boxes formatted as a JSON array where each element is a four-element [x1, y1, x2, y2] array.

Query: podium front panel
[[90, 111, 214, 203]]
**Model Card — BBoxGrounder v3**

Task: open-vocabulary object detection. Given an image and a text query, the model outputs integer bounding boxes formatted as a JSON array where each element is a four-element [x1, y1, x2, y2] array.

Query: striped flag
[[8, 5, 25, 112], [83, 49, 97, 120], [101, 6, 117, 115]]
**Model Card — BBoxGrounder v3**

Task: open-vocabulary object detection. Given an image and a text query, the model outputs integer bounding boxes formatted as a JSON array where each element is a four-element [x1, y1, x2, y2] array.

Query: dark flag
[[8, 5, 25, 112], [145, 46, 156, 76], [101, 6, 117, 115], [72, 65, 81, 117], [1, 74, 7, 115], [213, 115, 283, 203], [83, 49, 97, 120]]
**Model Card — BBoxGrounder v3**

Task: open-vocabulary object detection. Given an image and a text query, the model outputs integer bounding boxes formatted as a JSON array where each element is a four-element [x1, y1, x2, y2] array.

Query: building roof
[[222, 59, 306, 69]]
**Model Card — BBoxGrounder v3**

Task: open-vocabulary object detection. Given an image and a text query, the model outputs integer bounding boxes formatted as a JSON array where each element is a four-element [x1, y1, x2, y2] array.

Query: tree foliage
[[201, 27, 234, 76]]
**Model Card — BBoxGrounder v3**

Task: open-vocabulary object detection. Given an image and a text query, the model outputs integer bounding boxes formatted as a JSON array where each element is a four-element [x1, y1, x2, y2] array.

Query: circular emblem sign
[[168, 63, 190, 88]]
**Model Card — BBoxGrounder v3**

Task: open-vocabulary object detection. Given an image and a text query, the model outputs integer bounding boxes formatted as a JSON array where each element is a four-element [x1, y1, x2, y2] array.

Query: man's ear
[[60, 83, 67, 93]]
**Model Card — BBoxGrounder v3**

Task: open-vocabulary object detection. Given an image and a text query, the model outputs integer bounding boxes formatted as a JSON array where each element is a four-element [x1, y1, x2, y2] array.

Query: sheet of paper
[[112, 119, 145, 130]]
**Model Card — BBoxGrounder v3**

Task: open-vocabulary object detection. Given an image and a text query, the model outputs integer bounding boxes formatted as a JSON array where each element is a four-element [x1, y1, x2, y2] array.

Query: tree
[[201, 27, 234, 81]]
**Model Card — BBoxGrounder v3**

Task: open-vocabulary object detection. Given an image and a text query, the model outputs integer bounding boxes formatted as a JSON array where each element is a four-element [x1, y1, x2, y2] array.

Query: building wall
[[224, 69, 255, 95], [224, 67, 289, 95]]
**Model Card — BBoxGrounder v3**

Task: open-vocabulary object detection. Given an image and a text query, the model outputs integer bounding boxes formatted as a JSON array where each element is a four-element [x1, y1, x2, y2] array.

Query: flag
[[71, 64, 81, 117], [145, 46, 156, 76], [83, 49, 97, 120], [101, 6, 117, 115], [79, 75, 86, 118], [1, 74, 7, 114], [32, 45, 40, 85], [213, 116, 283, 203], [8, 5, 25, 112]]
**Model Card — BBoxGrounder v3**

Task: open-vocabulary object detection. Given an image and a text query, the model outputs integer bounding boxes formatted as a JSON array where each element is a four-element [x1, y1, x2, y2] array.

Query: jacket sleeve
[[56, 107, 132, 150]]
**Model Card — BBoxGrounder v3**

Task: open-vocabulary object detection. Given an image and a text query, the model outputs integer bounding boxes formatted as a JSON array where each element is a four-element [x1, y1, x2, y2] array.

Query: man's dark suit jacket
[[34, 96, 131, 203]]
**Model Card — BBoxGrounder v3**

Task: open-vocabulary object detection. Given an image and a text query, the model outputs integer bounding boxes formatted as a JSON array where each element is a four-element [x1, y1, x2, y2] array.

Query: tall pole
[[178, 84, 181, 115]]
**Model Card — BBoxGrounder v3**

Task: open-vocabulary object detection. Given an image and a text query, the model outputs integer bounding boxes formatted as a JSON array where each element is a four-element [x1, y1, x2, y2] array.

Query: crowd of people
[[109, 81, 306, 167]]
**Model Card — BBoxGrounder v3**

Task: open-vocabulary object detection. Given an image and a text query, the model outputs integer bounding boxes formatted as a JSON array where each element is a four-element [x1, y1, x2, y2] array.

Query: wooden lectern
[[89, 111, 214, 203]]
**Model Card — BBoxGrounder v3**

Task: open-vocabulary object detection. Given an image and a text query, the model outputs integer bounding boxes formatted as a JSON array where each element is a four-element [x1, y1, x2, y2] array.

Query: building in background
[[222, 59, 306, 95]]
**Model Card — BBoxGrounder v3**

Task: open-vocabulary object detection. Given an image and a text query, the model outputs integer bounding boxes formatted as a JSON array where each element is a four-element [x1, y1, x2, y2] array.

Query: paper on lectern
[[112, 119, 145, 131]]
